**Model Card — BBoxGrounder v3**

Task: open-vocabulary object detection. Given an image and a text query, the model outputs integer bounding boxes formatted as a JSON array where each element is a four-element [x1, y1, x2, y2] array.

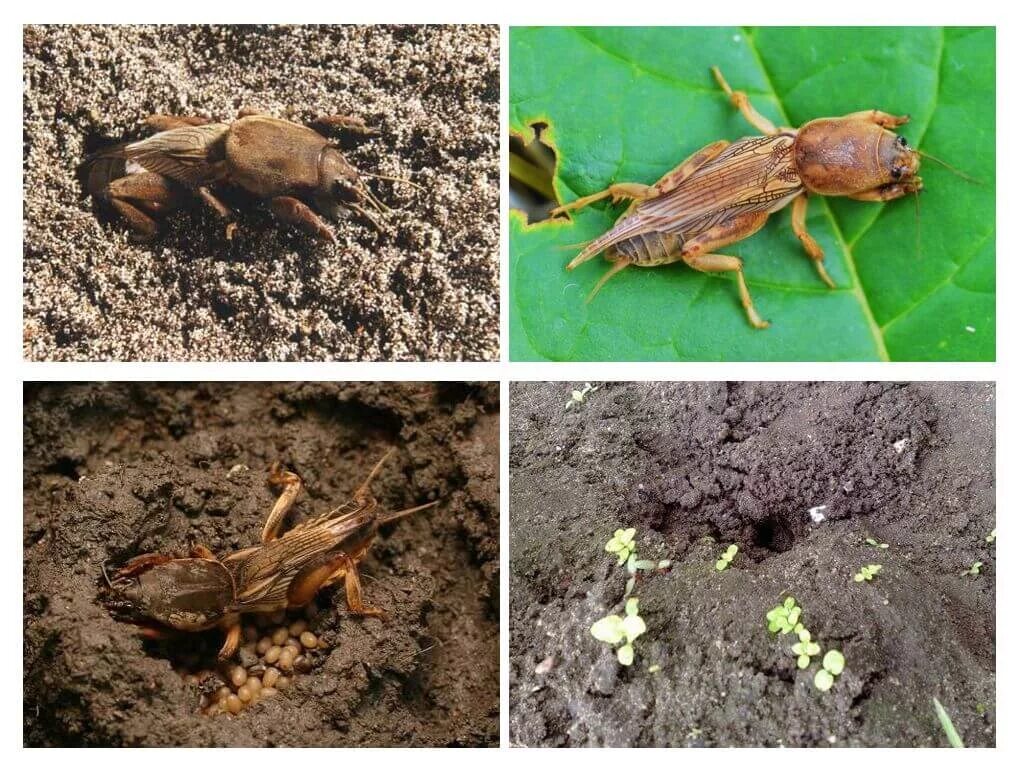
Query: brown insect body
[[794, 117, 921, 195], [555, 67, 926, 329], [104, 450, 436, 661], [82, 112, 385, 242]]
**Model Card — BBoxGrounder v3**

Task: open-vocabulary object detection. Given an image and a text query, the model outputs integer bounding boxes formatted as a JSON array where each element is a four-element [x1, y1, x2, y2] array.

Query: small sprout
[[657, 559, 672, 569], [715, 543, 739, 571], [790, 628, 821, 669], [932, 697, 964, 748], [565, 382, 598, 410], [822, 649, 845, 676], [961, 561, 983, 577], [604, 528, 636, 566], [766, 596, 802, 635], [865, 537, 889, 550], [854, 564, 882, 582], [985, 529, 996, 544], [630, 558, 659, 572], [647, 664, 661, 673], [589, 597, 647, 667], [814, 669, 835, 691]]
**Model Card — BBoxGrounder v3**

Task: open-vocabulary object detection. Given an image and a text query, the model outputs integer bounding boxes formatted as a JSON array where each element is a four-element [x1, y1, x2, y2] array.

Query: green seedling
[[985, 529, 996, 544], [854, 564, 882, 582], [604, 528, 636, 566], [814, 649, 846, 691], [565, 382, 598, 410], [932, 697, 964, 748], [590, 597, 647, 666], [766, 597, 802, 635], [790, 628, 821, 669], [715, 543, 739, 571], [961, 561, 983, 577], [865, 537, 889, 549]]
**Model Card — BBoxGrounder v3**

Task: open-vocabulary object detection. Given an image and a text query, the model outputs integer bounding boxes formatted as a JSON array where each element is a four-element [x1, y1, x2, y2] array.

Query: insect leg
[[309, 114, 380, 138], [550, 182, 652, 217], [114, 552, 175, 579], [269, 196, 337, 243], [189, 543, 217, 561], [678, 211, 771, 328], [216, 618, 241, 662], [102, 172, 185, 241], [790, 193, 836, 288], [287, 553, 386, 618], [685, 253, 769, 329], [711, 66, 780, 136], [839, 110, 910, 129], [196, 186, 237, 240], [144, 114, 213, 132], [847, 178, 924, 201], [262, 463, 304, 543]]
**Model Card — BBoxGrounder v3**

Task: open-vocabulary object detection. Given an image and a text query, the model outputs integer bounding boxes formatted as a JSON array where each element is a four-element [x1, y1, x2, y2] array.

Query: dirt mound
[[24, 382, 498, 746]]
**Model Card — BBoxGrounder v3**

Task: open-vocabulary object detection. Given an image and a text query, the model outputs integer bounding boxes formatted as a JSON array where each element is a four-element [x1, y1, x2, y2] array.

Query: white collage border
[[9, 1, 1018, 760]]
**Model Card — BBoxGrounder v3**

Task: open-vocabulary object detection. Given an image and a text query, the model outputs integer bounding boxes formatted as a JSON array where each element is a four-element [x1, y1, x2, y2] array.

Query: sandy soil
[[510, 382, 995, 747], [23, 25, 499, 361], [24, 382, 498, 746]]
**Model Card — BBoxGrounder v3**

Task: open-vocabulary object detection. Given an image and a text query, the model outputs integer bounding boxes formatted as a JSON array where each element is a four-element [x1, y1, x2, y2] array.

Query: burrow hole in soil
[[752, 516, 796, 554], [136, 605, 329, 717]]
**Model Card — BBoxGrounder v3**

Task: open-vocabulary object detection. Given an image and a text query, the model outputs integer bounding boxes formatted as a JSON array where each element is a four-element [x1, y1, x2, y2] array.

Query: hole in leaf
[[509, 122, 557, 222]]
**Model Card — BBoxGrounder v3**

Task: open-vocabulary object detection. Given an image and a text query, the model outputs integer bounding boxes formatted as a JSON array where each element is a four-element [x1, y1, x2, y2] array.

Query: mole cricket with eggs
[[103, 447, 438, 666], [80, 110, 423, 242]]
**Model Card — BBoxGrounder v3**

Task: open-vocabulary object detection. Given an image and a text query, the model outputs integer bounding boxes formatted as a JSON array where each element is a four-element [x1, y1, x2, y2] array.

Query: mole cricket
[[554, 66, 963, 328], [81, 111, 421, 243], [103, 448, 437, 661]]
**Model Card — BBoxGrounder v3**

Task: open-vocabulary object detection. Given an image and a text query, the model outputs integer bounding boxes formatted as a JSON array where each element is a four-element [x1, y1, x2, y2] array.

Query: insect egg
[[271, 627, 289, 646], [300, 631, 318, 649]]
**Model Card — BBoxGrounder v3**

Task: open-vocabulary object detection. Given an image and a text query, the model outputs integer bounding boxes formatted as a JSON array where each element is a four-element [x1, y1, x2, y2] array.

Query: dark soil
[[510, 382, 995, 747], [24, 382, 499, 746]]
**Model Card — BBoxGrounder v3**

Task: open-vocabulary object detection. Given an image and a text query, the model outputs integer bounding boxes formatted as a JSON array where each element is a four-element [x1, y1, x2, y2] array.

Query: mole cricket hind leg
[[102, 172, 185, 241], [789, 193, 836, 288], [262, 463, 303, 543], [711, 66, 782, 136], [287, 553, 387, 619], [678, 211, 772, 329]]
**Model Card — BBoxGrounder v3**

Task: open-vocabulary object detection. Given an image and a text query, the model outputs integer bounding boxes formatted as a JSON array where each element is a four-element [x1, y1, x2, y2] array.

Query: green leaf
[[510, 27, 994, 361], [591, 615, 625, 644], [932, 697, 965, 747], [814, 669, 835, 692], [823, 649, 846, 675], [625, 597, 639, 617], [617, 643, 635, 666], [622, 614, 647, 642]]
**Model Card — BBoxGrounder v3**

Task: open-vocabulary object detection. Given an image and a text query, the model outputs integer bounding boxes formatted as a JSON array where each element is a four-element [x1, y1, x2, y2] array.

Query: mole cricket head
[[315, 147, 389, 231], [795, 118, 922, 196]]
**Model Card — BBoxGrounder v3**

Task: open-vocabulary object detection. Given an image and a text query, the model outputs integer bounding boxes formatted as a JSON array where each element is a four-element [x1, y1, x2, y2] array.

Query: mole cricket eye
[[897, 135, 908, 148], [891, 166, 903, 180]]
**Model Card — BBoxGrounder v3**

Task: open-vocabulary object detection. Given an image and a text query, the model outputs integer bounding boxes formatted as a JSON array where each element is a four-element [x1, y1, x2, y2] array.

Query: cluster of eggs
[[182, 607, 326, 716]]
